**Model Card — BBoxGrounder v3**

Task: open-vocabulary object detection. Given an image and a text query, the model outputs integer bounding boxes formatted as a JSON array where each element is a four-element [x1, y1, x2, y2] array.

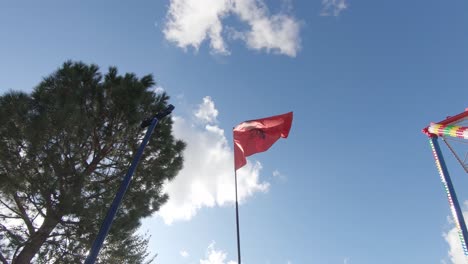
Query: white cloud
[[273, 170, 280, 177], [231, 0, 301, 57], [321, 0, 348, 17], [163, 0, 231, 54], [344, 257, 350, 264], [444, 227, 466, 264], [200, 242, 236, 264], [443, 201, 468, 264], [272, 169, 287, 182], [158, 96, 269, 224], [153, 86, 165, 94], [180, 250, 190, 258], [195, 96, 219, 124], [163, 0, 301, 57]]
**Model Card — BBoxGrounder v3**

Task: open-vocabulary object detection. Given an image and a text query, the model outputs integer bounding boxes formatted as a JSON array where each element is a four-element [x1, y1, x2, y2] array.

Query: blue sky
[[1, 0, 468, 263]]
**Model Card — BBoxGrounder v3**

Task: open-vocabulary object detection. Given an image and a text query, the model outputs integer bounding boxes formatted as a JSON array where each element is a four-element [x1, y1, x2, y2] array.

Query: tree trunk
[[13, 216, 59, 264]]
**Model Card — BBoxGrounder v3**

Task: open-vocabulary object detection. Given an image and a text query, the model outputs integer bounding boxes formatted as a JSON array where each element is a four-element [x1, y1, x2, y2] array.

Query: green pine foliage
[[0, 61, 185, 263]]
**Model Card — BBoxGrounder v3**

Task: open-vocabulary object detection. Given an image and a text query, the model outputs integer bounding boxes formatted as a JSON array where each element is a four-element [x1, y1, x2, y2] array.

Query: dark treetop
[[0, 61, 185, 264]]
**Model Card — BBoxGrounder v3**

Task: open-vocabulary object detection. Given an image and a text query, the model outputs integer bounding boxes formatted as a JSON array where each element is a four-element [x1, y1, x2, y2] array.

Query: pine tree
[[0, 61, 185, 263]]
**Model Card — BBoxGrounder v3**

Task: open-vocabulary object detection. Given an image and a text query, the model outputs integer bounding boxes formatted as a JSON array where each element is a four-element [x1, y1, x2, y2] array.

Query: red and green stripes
[[428, 123, 468, 139]]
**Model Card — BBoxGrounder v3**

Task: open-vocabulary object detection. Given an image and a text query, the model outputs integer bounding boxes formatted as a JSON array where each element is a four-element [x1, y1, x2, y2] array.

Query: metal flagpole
[[233, 132, 242, 264], [85, 105, 174, 264], [428, 135, 468, 257]]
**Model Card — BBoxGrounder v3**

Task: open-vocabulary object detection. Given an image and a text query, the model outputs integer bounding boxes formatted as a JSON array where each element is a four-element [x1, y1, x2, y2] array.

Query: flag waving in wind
[[232, 111, 293, 264], [233, 112, 293, 170]]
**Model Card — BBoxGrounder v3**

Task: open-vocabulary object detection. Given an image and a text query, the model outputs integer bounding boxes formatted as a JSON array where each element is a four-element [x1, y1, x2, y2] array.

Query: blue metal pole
[[84, 117, 159, 264], [429, 136, 468, 257]]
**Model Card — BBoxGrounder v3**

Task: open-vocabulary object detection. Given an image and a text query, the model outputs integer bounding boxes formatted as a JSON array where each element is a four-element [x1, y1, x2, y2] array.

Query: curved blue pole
[[85, 117, 159, 264], [429, 136, 468, 258]]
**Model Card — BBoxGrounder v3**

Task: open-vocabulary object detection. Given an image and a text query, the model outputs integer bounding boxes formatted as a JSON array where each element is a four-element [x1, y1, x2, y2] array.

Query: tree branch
[[84, 189, 112, 200], [39, 189, 53, 214], [13, 243, 24, 262], [88, 174, 119, 185], [31, 167, 55, 215], [58, 219, 80, 228], [0, 213, 21, 219], [0, 199, 21, 216], [13, 214, 60, 263], [26, 194, 46, 218], [13, 193, 35, 236], [0, 223, 25, 245], [0, 251, 8, 264]]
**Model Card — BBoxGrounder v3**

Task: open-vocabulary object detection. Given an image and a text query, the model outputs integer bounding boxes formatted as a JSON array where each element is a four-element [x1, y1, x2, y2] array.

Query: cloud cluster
[[321, 0, 348, 16], [163, 0, 301, 57], [195, 96, 219, 124], [164, 0, 231, 54], [198, 242, 293, 263], [444, 227, 466, 264], [272, 169, 287, 182], [157, 96, 269, 224], [180, 250, 189, 258], [443, 203, 468, 264], [200, 242, 236, 264]]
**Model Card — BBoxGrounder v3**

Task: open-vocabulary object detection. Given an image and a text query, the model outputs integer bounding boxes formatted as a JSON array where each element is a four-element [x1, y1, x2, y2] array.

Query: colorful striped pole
[[428, 123, 468, 139], [428, 135, 468, 258]]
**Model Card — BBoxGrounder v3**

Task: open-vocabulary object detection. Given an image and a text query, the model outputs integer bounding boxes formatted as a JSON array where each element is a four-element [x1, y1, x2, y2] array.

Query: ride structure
[[423, 108, 468, 259]]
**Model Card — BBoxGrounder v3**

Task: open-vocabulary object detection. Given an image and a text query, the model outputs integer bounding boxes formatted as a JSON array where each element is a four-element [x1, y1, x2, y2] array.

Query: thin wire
[[442, 136, 468, 174], [444, 137, 468, 145]]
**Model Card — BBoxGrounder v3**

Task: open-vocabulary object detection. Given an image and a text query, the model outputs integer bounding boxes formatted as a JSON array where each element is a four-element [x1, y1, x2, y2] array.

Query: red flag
[[233, 112, 293, 170]]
